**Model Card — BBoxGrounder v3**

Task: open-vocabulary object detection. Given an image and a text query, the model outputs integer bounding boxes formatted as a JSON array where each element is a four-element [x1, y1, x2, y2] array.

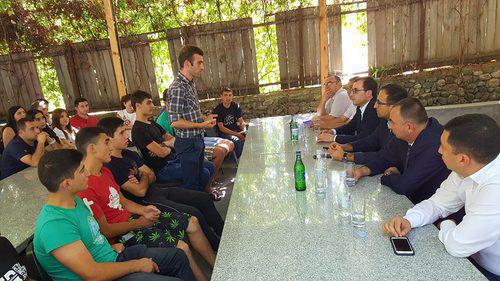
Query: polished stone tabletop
[[212, 115, 485, 281], [0, 167, 47, 251]]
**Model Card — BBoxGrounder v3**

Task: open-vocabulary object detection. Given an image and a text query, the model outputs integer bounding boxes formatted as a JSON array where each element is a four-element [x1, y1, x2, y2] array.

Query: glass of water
[[344, 162, 356, 187], [351, 195, 366, 228]]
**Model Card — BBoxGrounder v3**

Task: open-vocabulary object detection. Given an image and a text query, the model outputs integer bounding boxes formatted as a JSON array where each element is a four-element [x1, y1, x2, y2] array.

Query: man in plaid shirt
[[165, 45, 218, 192]]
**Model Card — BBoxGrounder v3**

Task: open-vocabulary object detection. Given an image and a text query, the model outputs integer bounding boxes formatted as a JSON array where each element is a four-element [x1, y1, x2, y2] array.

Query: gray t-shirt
[[324, 88, 356, 119]]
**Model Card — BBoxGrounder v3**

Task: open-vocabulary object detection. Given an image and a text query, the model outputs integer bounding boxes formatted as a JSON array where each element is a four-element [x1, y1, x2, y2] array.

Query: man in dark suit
[[317, 76, 381, 144], [353, 97, 451, 204], [328, 84, 408, 165]]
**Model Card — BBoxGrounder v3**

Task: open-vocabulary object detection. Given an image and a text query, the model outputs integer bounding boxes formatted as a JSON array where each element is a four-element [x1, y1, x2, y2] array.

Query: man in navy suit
[[353, 97, 451, 204], [328, 84, 408, 165], [317, 76, 381, 144]]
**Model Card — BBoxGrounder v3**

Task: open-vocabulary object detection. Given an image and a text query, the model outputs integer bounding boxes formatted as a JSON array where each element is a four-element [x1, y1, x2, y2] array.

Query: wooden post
[[319, 0, 329, 86], [298, 8, 305, 88], [417, 0, 426, 70], [102, 0, 127, 99]]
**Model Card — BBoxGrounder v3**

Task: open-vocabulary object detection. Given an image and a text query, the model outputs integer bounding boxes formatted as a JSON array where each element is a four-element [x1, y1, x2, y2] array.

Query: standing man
[[165, 45, 218, 191], [70, 98, 99, 130]]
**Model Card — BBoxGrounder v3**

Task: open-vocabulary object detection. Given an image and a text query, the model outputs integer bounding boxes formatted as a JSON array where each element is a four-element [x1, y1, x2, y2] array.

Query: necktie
[[405, 144, 412, 169]]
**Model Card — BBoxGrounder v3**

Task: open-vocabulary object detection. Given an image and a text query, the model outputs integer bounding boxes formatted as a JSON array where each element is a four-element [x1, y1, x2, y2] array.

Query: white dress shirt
[[404, 155, 500, 276]]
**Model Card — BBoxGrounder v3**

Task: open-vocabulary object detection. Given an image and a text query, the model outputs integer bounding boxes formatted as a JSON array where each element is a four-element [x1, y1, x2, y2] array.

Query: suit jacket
[[350, 120, 393, 165], [335, 98, 381, 144], [365, 117, 451, 204]]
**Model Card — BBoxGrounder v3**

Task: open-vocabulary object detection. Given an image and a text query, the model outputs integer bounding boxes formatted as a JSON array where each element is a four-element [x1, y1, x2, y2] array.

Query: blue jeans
[[220, 133, 244, 159], [116, 244, 195, 281], [174, 137, 215, 191], [155, 158, 214, 191]]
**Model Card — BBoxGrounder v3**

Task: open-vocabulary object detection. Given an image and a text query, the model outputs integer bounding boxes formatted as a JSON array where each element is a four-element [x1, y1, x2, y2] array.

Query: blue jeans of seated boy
[[155, 157, 215, 191], [116, 244, 195, 281], [220, 133, 244, 159]]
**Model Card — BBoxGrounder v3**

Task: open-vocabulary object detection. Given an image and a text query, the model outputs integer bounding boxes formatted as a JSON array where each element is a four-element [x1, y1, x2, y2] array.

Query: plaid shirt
[[166, 73, 205, 138]]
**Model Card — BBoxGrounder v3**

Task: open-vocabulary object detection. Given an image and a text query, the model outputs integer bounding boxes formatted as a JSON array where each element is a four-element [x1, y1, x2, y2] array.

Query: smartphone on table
[[390, 236, 415, 256]]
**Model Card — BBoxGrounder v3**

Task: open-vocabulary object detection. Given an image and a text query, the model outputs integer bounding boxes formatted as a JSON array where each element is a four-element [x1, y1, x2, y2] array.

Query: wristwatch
[[342, 152, 349, 162]]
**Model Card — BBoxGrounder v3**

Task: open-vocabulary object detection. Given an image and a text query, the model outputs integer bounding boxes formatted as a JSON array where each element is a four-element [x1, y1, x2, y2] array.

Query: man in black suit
[[328, 84, 408, 164], [317, 76, 381, 144], [353, 97, 451, 204]]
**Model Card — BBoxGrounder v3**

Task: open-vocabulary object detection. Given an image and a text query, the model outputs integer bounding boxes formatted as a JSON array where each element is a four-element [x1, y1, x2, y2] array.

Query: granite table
[[211, 115, 485, 281], [0, 167, 47, 251]]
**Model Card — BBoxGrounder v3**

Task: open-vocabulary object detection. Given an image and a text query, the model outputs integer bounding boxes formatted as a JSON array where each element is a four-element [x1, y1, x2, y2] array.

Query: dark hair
[[131, 90, 152, 110], [74, 97, 89, 108], [4, 106, 24, 133], [393, 97, 428, 124], [380, 84, 408, 105], [30, 98, 49, 110], [98, 117, 125, 138], [16, 118, 34, 132], [26, 109, 45, 122], [38, 149, 84, 193], [51, 108, 74, 139], [120, 94, 132, 109], [178, 45, 204, 68], [221, 87, 233, 95], [349, 76, 360, 82], [75, 127, 105, 156], [355, 76, 378, 98], [444, 114, 499, 164], [327, 74, 341, 83]]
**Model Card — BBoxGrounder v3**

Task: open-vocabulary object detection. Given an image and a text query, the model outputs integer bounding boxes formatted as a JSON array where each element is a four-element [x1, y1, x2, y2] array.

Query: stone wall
[[199, 61, 499, 119]]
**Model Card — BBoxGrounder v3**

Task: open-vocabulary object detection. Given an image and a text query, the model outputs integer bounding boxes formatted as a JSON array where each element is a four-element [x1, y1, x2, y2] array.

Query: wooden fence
[[276, 6, 342, 89], [367, 0, 500, 72], [53, 35, 160, 111], [165, 18, 259, 99], [0, 53, 44, 120]]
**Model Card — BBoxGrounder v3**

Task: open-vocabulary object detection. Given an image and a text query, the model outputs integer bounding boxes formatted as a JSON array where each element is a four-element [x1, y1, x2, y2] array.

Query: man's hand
[[127, 174, 140, 184], [37, 132, 49, 144], [328, 143, 345, 161], [353, 166, 371, 182], [204, 114, 218, 122], [142, 205, 160, 221], [384, 167, 401, 176], [200, 119, 216, 128], [235, 132, 246, 141], [320, 129, 334, 135], [136, 215, 156, 228], [134, 258, 159, 273], [317, 132, 335, 143], [383, 216, 412, 237], [111, 243, 125, 254]]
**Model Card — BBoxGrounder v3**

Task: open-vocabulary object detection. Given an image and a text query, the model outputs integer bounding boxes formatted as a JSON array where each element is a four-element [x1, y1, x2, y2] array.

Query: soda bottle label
[[294, 171, 305, 182]]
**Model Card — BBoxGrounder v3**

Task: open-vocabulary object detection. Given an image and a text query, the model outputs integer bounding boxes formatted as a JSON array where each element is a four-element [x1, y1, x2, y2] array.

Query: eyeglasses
[[375, 99, 392, 106], [349, 88, 366, 94]]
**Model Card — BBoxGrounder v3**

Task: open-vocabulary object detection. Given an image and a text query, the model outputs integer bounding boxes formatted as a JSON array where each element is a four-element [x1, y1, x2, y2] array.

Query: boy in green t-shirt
[[34, 149, 195, 281]]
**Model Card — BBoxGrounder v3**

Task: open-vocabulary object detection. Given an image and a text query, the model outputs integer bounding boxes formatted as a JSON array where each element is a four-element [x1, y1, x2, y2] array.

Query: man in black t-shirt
[[99, 116, 224, 251], [1, 118, 51, 179], [212, 88, 246, 159], [0, 236, 29, 281], [130, 91, 215, 192]]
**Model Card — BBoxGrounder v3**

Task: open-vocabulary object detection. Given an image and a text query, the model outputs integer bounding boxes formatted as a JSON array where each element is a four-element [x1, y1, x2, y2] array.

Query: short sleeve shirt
[[131, 120, 174, 171], [0, 136, 37, 179], [70, 115, 99, 130], [77, 167, 132, 225], [105, 150, 144, 203], [212, 102, 243, 133], [324, 88, 355, 118], [34, 197, 117, 280]]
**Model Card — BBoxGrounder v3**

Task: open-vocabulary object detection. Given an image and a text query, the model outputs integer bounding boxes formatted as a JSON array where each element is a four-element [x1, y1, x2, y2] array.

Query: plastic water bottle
[[337, 174, 352, 218], [315, 149, 326, 194]]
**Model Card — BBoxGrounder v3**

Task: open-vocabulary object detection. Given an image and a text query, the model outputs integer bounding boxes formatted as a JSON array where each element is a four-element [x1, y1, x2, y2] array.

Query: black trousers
[[140, 184, 224, 251]]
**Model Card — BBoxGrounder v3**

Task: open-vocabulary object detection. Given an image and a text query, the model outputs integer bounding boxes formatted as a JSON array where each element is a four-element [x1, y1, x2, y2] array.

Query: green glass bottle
[[294, 151, 306, 191]]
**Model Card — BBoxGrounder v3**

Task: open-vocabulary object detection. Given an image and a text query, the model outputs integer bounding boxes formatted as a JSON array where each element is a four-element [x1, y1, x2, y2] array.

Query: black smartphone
[[390, 237, 415, 256]]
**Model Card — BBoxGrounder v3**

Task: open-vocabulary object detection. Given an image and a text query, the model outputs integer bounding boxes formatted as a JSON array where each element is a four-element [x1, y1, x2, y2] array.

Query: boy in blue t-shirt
[[33, 149, 194, 281]]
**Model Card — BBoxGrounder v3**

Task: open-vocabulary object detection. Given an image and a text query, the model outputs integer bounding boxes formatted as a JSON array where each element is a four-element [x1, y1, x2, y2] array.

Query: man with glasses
[[313, 74, 355, 129], [328, 84, 408, 164], [317, 76, 381, 143], [352, 98, 450, 204]]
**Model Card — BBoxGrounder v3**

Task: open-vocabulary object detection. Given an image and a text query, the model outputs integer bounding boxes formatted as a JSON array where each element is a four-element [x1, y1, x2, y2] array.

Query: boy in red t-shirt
[[76, 127, 215, 281], [69, 98, 99, 130]]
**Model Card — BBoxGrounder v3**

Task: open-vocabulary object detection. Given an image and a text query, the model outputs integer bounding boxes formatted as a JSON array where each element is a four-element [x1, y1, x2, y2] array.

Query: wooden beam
[[319, 0, 329, 86], [102, 0, 127, 99]]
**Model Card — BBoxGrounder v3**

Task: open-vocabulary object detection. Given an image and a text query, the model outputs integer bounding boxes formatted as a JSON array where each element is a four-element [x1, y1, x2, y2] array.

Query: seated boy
[[75, 127, 215, 281], [98, 116, 224, 250], [212, 88, 245, 159], [34, 149, 195, 280]]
